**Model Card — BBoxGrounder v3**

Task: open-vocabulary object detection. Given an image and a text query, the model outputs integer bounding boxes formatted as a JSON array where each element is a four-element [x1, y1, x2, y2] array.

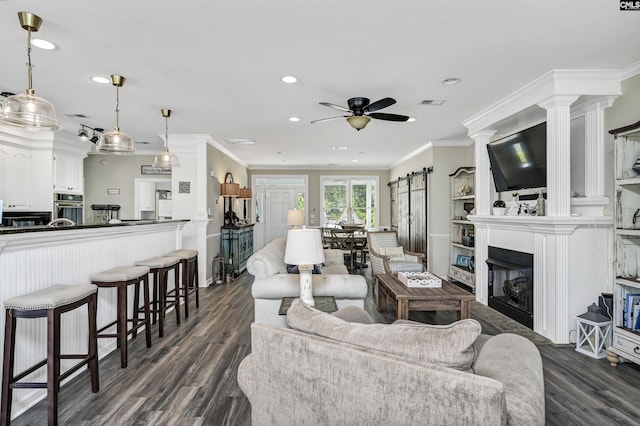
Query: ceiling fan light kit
[[0, 12, 60, 131], [97, 74, 135, 153], [313, 96, 409, 131], [346, 116, 371, 131]]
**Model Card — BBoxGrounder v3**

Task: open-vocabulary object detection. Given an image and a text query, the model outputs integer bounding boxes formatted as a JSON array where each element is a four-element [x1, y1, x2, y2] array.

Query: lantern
[[212, 253, 224, 285], [575, 303, 612, 359]]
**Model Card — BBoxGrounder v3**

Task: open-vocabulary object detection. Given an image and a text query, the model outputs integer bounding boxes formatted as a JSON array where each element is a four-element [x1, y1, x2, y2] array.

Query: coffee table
[[278, 296, 338, 315], [376, 274, 475, 321]]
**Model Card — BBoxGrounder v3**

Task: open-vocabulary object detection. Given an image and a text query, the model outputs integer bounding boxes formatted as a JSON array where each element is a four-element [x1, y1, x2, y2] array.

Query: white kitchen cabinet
[[53, 151, 84, 194], [0, 145, 32, 210], [139, 181, 156, 212]]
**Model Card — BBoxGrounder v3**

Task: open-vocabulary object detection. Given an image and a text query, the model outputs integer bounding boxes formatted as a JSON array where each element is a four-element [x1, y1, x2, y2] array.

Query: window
[[321, 176, 378, 230]]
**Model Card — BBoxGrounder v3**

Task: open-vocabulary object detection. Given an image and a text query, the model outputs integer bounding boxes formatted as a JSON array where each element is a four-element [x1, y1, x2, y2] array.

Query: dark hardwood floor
[[12, 268, 640, 425]]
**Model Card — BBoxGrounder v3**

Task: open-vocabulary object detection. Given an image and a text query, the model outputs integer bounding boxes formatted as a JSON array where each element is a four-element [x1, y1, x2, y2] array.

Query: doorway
[[251, 175, 308, 251], [134, 178, 171, 220]]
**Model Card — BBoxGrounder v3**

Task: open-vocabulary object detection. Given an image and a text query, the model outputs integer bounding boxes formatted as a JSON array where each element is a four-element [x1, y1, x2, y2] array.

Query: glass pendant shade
[[346, 115, 371, 131], [97, 129, 134, 153], [0, 12, 59, 131], [152, 147, 180, 168], [0, 91, 60, 131]]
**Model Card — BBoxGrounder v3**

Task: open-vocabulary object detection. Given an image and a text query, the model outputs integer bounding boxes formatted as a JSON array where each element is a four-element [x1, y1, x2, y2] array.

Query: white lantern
[[575, 303, 612, 359]]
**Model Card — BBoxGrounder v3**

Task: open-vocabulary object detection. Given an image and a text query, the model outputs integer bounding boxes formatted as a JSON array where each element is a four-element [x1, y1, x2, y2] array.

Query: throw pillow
[[286, 264, 322, 274], [380, 246, 405, 261], [287, 299, 480, 371]]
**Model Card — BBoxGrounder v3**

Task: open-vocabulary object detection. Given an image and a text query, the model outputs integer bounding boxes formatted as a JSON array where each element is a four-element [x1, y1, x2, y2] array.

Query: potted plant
[[492, 199, 506, 216]]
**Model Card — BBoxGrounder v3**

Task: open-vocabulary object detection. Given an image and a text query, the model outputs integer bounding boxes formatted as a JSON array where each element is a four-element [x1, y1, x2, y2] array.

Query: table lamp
[[284, 228, 325, 306], [286, 209, 304, 229]]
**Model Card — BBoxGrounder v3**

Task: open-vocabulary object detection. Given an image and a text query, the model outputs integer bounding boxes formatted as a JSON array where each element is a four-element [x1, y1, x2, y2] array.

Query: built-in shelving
[[610, 121, 640, 366], [449, 167, 475, 290]]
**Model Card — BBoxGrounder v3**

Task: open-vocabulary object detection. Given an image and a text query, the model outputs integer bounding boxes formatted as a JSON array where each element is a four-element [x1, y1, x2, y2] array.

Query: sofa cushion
[[331, 306, 374, 324], [287, 299, 480, 371]]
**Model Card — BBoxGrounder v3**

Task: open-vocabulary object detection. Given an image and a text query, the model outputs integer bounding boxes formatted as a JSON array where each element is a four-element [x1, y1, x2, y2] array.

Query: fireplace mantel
[[470, 215, 612, 233]]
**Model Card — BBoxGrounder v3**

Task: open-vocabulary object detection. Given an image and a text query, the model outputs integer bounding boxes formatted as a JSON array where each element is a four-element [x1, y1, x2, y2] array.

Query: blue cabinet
[[221, 224, 254, 276]]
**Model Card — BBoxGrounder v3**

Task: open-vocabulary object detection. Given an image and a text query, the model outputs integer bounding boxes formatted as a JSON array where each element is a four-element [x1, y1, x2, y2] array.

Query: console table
[[221, 224, 254, 276]]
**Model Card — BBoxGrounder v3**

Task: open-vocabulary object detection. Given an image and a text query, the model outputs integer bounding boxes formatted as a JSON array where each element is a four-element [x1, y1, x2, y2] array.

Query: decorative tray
[[397, 271, 442, 288]]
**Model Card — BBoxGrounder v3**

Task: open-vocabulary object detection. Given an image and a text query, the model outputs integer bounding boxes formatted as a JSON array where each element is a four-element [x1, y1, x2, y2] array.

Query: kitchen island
[[0, 220, 188, 419]]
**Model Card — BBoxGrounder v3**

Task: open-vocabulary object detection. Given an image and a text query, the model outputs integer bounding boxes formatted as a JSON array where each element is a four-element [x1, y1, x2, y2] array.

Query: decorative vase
[[492, 207, 506, 216]]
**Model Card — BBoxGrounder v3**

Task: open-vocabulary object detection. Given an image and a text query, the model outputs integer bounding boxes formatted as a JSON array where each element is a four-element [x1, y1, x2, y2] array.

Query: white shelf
[[451, 242, 475, 251], [451, 219, 474, 225], [452, 195, 475, 201]]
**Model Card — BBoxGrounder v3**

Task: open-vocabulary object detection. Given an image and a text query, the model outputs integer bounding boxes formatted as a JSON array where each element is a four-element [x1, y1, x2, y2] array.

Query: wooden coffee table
[[376, 274, 475, 321]]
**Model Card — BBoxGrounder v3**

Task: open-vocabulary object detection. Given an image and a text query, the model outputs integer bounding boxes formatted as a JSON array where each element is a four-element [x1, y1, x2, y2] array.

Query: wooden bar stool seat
[[1, 284, 99, 425], [164, 249, 199, 318], [135, 256, 181, 338], [90, 266, 152, 369]]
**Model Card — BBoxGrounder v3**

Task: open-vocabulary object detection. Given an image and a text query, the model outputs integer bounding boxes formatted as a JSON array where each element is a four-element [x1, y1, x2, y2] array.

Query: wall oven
[[53, 193, 83, 225]]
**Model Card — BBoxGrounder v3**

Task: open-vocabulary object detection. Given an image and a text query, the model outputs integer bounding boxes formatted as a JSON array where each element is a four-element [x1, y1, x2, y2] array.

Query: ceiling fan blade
[[319, 102, 351, 113], [365, 97, 396, 113], [311, 115, 350, 124], [368, 112, 410, 122]]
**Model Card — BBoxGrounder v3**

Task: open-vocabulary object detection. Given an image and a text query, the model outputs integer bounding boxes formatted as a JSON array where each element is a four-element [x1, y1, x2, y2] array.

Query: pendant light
[[152, 108, 180, 168], [0, 12, 60, 131], [96, 74, 134, 153]]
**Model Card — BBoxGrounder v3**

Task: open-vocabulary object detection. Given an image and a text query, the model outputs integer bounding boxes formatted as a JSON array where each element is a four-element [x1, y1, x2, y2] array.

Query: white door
[[265, 188, 297, 243]]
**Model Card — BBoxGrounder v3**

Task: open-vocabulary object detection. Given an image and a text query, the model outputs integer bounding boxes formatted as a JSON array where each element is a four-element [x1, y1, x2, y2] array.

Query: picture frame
[[141, 165, 171, 175], [455, 254, 472, 268], [106, 188, 120, 196]]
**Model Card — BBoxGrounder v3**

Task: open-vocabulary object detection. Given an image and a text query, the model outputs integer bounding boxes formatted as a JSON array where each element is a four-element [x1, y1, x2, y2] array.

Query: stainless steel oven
[[53, 194, 83, 225]]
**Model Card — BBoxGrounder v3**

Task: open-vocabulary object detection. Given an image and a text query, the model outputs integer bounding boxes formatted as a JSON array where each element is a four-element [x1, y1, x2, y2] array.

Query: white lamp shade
[[286, 209, 304, 226], [284, 229, 325, 265]]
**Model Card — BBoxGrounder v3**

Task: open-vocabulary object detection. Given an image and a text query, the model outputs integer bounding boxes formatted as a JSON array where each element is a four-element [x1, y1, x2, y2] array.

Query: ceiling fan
[[311, 97, 410, 131]]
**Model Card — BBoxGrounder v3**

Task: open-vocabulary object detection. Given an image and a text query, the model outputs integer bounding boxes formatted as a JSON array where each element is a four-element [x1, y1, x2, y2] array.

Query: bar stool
[[90, 266, 152, 368], [135, 256, 181, 338], [1, 284, 99, 425], [164, 249, 199, 318]]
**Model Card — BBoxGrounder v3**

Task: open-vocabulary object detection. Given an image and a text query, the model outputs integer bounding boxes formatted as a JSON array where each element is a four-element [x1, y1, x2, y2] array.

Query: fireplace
[[486, 246, 533, 329]]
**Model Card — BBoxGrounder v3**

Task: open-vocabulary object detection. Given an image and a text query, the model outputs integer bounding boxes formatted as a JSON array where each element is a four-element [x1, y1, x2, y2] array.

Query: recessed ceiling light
[[332, 146, 348, 151], [31, 38, 56, 50], [224, 138, 256, 145], [276, 151, 284, 154], [328, 163, 338, 166], [407, 117, 416, 122], [91, 76, 110, 84], [289, 117, 300, 122], [352, 159, 358, 163], [135, 141, 150, 145], [281, 75, 298, 84], [442, 77, 461, 85], [421, 100, 445, 106]]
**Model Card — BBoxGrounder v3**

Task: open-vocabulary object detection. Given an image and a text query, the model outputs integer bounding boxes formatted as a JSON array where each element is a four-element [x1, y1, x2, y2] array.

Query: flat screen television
[[486, 122, 546, 192]]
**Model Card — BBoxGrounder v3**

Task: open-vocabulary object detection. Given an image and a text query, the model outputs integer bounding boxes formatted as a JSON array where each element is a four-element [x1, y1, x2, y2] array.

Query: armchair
[[367, 230, 424, 283]]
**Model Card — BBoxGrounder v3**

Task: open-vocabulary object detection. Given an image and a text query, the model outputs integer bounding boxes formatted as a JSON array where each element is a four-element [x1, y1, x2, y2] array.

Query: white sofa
[[247, 237, 368, 327]]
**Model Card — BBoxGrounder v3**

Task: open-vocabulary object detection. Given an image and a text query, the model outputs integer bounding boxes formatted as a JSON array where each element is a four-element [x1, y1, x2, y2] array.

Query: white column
[[538, 96, 579, 216], [582, 98, 616, 197], [470, 130, 497, 216]]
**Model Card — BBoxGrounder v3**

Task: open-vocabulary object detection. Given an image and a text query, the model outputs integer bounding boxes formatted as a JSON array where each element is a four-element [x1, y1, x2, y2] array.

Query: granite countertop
[[0, 219, 188, 235]]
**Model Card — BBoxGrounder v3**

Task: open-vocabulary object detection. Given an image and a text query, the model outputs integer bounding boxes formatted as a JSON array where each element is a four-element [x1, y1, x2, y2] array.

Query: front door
[[265, 187, 297, 242]]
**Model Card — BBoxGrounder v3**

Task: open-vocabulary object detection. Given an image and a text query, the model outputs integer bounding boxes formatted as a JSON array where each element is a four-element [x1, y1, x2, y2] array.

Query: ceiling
[[1, 1, 639, 170]]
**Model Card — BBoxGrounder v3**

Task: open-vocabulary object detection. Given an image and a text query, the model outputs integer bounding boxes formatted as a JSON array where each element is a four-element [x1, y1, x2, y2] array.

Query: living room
[[2, 1, 640, 424]]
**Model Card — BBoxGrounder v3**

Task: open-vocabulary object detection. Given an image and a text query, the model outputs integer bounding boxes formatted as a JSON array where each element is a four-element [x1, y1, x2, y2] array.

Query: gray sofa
[[238, 299, 545, 425], [247, 237, 368, 327]]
